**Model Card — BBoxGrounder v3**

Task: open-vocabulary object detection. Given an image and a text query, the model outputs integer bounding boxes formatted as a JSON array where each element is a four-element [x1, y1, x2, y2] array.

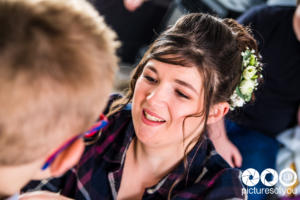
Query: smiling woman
[[24, 13, 261, 200], [107, 13, 260, 200], [132, 60, 203, 148]]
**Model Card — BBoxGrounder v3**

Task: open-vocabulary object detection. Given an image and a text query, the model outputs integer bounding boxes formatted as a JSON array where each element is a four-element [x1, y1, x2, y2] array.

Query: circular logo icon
[[260, 168, 278, 186], [242, 168, 260, 186], [279, 168, 298, 187]]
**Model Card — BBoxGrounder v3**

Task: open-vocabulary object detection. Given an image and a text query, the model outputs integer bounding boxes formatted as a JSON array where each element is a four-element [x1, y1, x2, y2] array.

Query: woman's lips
[[141, 109, 166, 126]]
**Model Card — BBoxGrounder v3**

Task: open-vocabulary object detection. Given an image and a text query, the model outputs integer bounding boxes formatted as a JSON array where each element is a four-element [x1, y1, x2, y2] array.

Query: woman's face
[[132, 59, 204, 148]]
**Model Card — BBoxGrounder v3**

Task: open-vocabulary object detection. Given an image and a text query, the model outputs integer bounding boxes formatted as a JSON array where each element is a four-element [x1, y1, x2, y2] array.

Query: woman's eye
[[175, 89, 190, 99], [144, 75, 157, 83]]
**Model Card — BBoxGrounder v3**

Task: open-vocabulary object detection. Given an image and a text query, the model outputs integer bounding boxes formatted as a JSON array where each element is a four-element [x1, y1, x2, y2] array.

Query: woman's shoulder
[[173, 165, 245, 199], [203, 167, 245, 199], [174, 169, 245, 200], [185, 166, 245, 199], [203, 141, 245, 199], [182, 139, 245, 199]]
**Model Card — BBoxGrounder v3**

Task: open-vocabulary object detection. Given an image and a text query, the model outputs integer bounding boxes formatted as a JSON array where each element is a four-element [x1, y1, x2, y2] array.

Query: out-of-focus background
[[88, 0, 296, 92]]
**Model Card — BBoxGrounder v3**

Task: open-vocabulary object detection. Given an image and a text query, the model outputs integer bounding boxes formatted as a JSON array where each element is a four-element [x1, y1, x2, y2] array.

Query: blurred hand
[[212, 136, 242, 168], [123, 0, 145, 12], [19, 191, 73, 200], [207, 119, 242, 168]]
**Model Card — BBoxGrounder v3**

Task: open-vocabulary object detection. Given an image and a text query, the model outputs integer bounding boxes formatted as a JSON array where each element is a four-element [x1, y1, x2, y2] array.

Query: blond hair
[[0, 0, 119, 165]]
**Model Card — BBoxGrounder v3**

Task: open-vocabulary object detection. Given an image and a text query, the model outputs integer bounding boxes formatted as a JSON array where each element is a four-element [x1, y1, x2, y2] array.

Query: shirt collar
[[102, 107, 214, 196], [148, 136, 211, 195]]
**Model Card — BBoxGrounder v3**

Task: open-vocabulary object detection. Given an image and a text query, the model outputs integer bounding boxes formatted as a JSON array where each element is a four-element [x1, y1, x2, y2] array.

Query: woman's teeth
[[144, 111, 165, 122]]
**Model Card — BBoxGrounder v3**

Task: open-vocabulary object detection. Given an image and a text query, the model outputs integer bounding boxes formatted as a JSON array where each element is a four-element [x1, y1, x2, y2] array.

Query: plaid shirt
[[24, 95, 246, 200]]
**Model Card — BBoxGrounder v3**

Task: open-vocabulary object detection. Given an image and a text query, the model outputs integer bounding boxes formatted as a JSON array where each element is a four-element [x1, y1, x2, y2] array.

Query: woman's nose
[[146, 84, 170, 106]]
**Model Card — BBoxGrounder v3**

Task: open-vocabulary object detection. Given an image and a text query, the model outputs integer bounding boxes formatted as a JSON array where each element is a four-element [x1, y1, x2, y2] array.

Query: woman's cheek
[[183, 116, 204, 138], [135, 78, 150, 94], [172, 101, 203, 138]]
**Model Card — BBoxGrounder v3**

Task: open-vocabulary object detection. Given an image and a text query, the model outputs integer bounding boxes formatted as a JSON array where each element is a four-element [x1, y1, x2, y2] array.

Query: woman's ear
[[207, 102, 229, 125], [49, 138, 85, 177]]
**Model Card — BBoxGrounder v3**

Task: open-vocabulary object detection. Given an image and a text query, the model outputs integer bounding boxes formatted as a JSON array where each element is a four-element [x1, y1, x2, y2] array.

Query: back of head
[[0, 0, 119, 166]]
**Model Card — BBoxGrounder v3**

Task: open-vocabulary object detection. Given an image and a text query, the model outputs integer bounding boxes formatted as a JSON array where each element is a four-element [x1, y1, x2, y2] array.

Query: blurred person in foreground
[[0, 0, 119, 199]]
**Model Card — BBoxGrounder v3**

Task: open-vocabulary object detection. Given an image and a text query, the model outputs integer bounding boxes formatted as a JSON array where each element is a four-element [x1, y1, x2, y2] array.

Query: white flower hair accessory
[[230, 47, 263, 110]]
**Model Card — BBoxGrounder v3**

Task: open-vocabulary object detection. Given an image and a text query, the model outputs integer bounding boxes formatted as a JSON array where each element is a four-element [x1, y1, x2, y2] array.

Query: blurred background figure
[[89, 0, 171, 65], [89, 0, 296, 91], [89, 0, 296, 67], [88, 0, 171, 91]]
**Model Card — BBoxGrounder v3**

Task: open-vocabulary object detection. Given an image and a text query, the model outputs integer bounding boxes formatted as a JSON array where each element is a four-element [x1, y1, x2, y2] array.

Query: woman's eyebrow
[[145, 65, 157, 74], [175, 79, 198, 94]]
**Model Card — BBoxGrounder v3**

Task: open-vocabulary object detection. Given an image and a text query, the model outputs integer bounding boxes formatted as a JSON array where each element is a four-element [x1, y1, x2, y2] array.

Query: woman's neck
[[130, 138, 184, 179]]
